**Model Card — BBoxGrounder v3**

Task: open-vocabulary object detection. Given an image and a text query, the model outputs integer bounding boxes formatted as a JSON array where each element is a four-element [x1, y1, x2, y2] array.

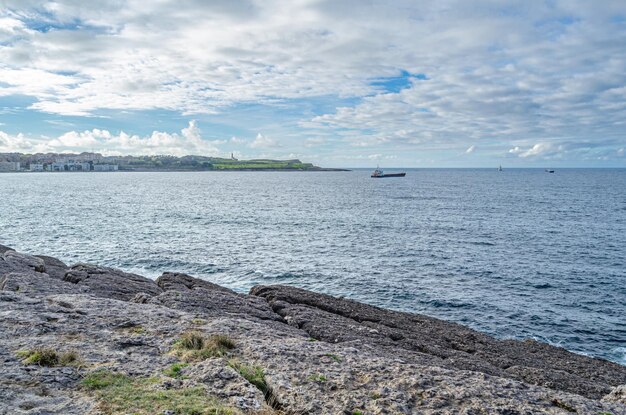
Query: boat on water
[[371, 166, 406, 178], [498, 165, 503, 171], [545, 168, 555, 173]]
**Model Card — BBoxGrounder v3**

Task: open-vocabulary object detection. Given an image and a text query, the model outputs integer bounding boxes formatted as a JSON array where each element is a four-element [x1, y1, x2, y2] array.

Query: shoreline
[[1, 244, 625, 413], [0, 168, 351, 173]]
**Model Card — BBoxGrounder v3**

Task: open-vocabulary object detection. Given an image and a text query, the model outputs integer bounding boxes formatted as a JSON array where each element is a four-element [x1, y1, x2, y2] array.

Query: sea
[[1, 168, 624, 365]]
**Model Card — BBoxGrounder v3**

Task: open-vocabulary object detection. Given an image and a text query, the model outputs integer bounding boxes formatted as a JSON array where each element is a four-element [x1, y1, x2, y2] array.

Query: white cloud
[[0, 1, 625, 165], [508, 142, 560, 158], [0, 121, 220, 156], [304, 137, 325, 148], [0, 131, 42, 152], [249, 133, 278, 148], [230, 136, 246, 145]]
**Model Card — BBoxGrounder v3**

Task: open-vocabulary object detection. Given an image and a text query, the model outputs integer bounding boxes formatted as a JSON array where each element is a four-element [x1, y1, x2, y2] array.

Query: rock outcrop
[[251, 284, 626, 401], [0, 245, 625, 415], [63, 263, 163, 301]]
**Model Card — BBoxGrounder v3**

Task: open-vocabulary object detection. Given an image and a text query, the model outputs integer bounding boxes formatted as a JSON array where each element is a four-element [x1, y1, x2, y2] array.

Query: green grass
[[212, 160, 314, 170], [179, 331, 205, 350], [164, 363, 189, 378], [228, 360, 269, 394], [227, 360, 284, 411], [172, 332, 236, 362], [16, 348, 82, 367], [81, 370, 238, 415], [307, 373, 327, 383], [323, 353, 342, 362]]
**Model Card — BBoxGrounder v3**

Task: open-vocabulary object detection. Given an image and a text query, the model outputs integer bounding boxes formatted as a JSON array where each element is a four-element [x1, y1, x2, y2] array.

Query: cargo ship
[[371, 166, 406, 178]]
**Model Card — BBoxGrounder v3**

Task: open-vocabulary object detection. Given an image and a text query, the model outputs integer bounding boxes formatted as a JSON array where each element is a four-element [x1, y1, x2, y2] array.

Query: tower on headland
[[231, 152, 238, 161]]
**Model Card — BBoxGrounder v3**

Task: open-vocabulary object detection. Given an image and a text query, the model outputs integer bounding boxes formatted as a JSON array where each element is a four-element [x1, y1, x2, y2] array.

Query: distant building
[[50, 162, 66, 172], [0, 161, 20, 171], [29, 163, 44, 172], [65, 161, 92, 171], [231, 152, 238, 161], [93, 164, 118, 172]]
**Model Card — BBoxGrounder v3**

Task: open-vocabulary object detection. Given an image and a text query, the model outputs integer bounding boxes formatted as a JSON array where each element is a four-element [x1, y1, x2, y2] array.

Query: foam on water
[[1, 168, 624, 364]]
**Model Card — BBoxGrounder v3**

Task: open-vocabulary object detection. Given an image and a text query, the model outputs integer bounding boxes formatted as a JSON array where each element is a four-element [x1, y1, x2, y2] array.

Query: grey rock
[[0, 252, 625, 415], [63, 263, 162, 301], [0, 244, 13, 254], [2, 250, 46, 273], [130, 292, 153, 304], [1, 271, 86, 296], [35, 255, 69, 280], [251, 284, 626, 400], [604, 384, 626, 404], [157, 272, 234, 294], [152, 272, 283, 322]]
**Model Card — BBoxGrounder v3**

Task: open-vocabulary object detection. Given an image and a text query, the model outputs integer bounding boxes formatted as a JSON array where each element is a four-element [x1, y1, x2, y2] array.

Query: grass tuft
[[228, 360, 285, 411], [179, 331, 205, 350], [164, 362, 189, 378], [172, 332, 236, 362], [16, 348, 82, 367], [307, 373, 327, 383], [81, 370, 239, 414], [228, 359, 269, 393]]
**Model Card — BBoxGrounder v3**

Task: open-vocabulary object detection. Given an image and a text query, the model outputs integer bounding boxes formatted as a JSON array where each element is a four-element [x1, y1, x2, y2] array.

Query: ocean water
[[1, 169, 624, 364]]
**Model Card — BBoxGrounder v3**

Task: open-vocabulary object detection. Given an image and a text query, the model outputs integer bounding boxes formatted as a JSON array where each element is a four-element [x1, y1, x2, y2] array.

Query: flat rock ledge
[[0, 246, 624, 415]]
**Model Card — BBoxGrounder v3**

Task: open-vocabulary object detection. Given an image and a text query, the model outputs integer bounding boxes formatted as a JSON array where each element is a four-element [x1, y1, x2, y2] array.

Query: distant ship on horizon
[[371, 166, 406, 178]]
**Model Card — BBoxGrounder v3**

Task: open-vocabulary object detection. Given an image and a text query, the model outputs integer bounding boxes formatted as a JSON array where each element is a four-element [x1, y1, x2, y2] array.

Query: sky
[[0, 0, 625, 167]]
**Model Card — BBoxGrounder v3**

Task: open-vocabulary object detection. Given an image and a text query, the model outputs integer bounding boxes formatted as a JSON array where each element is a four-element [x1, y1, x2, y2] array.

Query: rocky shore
[[1, 244, 625, 415]]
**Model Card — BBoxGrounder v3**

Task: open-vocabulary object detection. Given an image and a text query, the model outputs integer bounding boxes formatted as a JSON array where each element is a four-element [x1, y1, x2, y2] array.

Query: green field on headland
[[123, 155, 322, 171]]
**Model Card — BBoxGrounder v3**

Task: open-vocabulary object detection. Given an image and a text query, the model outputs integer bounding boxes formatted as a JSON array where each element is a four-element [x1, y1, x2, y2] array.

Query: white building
[[29, 163, 44, 172], [0, 161, 20, 171], [93, 164, 118, 172]]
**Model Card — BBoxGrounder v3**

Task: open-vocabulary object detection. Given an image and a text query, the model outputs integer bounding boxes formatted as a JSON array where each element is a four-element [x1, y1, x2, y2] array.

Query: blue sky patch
[[369, 70, 426, 93]]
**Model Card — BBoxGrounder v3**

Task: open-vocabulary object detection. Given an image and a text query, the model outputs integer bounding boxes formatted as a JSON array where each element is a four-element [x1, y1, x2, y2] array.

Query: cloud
[[304, 137, 325, 148], [0, 131, 42, 152], [230, 136, 246, 145], [508, 143, 556, 158], [0, 1, 625, 165], [506, 138, 625, 161], [249, 133, 278, 148], [0, 121, 220, 156]]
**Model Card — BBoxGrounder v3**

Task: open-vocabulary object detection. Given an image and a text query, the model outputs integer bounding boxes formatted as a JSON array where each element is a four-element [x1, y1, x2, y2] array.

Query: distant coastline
[[0, 152, 349, 172]]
